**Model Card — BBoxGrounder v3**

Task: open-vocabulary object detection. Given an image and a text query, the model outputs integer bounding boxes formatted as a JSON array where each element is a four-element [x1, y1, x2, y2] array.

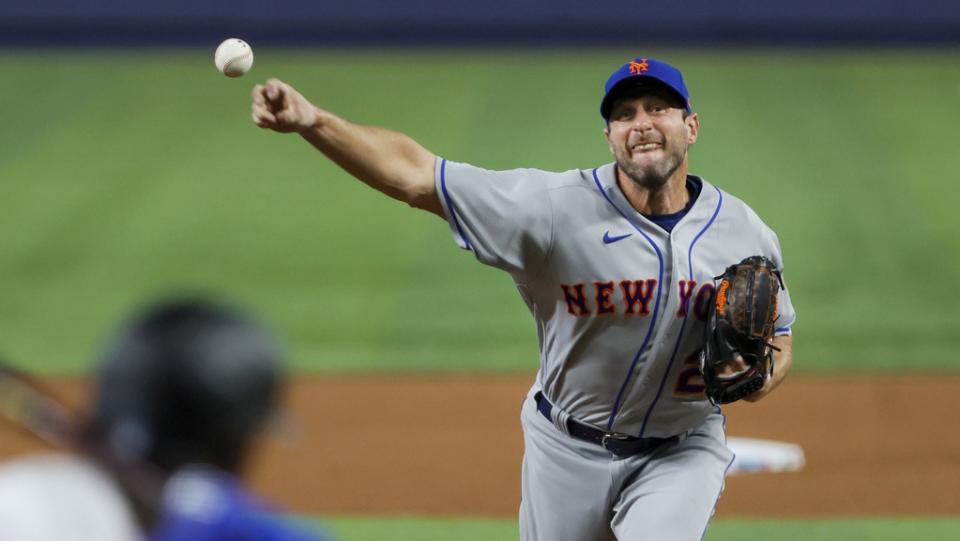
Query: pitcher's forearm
[[745, 334, 793, 402], [300, 109, 443, 215]]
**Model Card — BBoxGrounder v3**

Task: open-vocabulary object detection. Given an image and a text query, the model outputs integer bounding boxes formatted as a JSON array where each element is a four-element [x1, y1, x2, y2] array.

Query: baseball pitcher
[[252, 56, 796, 541]]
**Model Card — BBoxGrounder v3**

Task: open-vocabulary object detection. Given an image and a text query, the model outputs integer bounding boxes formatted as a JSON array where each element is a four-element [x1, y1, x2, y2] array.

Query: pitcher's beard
[[616, 154, 682, 189]]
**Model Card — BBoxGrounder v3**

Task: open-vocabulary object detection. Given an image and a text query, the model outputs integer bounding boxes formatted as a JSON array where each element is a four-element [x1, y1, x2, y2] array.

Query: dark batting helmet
[[89, 298, 284, 474]]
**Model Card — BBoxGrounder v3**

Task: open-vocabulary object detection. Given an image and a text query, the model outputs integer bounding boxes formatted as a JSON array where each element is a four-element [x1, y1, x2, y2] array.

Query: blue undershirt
[[643, 175, 703, 233]]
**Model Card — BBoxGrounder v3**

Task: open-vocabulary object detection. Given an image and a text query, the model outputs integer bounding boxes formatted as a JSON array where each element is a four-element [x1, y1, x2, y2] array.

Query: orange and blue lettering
[[693, 283, 715, 321], [672, 350, 706, 398], [595, 281, 616, 314], [561, 283, 591, 316], [621, 279, 656, 316], [676, 280, 698, 317]]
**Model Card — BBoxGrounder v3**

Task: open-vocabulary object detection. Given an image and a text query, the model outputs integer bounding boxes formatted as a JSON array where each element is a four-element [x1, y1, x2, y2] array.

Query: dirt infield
[[2, 375, 959, 517]]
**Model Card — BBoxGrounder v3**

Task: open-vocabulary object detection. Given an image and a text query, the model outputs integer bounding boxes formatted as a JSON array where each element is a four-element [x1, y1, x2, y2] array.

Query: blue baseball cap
[[600, 57, 691, 120]]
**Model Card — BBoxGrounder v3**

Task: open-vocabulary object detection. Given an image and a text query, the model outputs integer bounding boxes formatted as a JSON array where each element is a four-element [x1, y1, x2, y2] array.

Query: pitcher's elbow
[[407, 190, 445, 218]]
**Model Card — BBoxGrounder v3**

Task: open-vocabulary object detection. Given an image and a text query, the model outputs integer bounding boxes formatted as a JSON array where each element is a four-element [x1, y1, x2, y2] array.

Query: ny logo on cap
[[629, 58, 649, 74]]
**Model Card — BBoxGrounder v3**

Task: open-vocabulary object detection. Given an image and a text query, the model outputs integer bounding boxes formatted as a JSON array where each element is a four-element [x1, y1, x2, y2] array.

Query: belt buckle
[[601, 432, 631, 452]]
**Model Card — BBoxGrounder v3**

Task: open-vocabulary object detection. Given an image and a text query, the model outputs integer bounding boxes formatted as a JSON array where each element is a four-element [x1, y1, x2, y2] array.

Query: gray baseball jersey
[[435, 158, 796, 540], [437, 159, 794, 435]]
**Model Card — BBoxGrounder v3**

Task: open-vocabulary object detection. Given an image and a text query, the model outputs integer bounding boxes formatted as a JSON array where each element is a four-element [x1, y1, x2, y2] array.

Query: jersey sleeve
[[765, 230, 796, 336], [435, 158, 553, 277]]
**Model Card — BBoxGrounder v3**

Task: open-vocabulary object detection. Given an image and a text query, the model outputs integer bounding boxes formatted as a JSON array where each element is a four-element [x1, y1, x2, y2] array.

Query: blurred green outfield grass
[[1, 48, 958, 374], [320, 516, 960, 540]]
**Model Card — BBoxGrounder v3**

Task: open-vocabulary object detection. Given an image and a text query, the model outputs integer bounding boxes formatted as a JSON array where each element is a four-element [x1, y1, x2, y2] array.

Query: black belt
[[534, 391, 678, 458]]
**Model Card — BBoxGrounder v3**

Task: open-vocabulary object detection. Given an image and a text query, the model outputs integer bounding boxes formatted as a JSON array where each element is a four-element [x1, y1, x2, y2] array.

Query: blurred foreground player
[[0, 299, 331, 541]]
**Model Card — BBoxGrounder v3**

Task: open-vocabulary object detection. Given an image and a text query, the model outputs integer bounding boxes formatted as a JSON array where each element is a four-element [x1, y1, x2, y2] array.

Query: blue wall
[[2, 0, 958, 46]]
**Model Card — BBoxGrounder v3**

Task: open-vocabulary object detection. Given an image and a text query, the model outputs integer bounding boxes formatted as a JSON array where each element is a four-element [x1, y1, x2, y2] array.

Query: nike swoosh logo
[[602, 231, 633, 244]]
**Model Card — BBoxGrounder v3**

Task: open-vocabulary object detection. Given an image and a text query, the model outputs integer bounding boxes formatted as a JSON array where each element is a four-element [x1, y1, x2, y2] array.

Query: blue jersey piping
[[638, 184, 723, 437], [439, 158, 473, 251], [591, 168, 664, 431]]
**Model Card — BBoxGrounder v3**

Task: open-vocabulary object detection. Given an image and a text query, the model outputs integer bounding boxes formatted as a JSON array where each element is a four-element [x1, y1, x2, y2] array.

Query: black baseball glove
[[700, 256, 783, 405]]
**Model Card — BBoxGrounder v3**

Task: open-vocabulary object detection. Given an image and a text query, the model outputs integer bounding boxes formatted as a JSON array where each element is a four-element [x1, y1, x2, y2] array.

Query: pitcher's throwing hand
[[252, 79, 319, 133]]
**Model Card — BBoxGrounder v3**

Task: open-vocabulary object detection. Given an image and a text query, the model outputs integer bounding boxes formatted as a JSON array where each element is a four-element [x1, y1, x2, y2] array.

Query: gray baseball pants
[[519, 390, 733, 541]]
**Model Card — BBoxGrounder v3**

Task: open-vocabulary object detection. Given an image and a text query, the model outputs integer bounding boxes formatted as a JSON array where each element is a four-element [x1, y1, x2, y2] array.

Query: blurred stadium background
[[2, 1, 959, 539]]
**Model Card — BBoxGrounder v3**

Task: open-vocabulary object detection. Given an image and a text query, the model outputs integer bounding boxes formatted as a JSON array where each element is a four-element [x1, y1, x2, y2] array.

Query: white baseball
[[214, 38, 254, 78]]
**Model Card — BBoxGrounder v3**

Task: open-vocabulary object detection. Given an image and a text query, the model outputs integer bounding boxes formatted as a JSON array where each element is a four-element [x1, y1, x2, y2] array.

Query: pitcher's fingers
[[252, 84, 267, 106], [275, 109, 297, 124], [252, 108, 277, 126], [251, 98, 277, 121], [265, 79, 284, 102]]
